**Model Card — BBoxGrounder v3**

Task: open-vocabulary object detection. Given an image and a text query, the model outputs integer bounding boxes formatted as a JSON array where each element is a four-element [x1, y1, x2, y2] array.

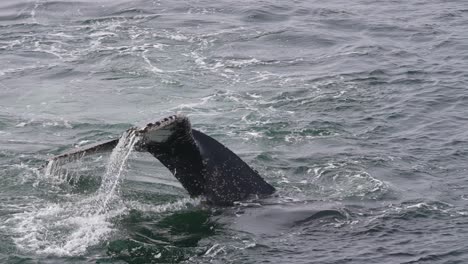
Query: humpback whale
[[49, 114, 275, 205]]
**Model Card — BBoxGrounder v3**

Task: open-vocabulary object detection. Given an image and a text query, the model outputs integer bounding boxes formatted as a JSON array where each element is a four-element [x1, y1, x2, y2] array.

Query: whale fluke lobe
[[48, 114, 275, 205], [139, 115, 275, 205], [49, 138, 120, 164], [138, 115, 207, 197]]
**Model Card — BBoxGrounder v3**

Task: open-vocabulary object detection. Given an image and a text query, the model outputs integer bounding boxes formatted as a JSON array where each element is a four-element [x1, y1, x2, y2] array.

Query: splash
[[9, 129, 140, 256], [42, 154, 72, 186]]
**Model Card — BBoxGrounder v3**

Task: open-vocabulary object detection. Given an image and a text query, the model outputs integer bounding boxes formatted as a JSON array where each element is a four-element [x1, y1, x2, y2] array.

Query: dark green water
[[1, 0, 468, 263]]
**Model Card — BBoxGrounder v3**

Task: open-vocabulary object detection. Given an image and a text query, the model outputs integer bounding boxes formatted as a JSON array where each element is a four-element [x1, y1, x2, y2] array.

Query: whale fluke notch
[[48, 114, 275, 205]]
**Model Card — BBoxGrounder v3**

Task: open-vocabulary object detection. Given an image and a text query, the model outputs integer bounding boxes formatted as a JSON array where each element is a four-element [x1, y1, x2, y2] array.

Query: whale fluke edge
[[48, 114, 275, 205]]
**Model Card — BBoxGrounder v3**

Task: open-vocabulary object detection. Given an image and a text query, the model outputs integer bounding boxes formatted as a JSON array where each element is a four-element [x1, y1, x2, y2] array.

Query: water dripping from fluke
[[43, 128, 140, 214], [11, 129, 141, 256], [94, 128, 140, 214]]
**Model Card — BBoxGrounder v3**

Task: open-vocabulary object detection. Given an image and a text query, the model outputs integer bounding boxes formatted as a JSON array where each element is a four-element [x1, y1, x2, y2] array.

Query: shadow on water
[[104, 209, 219, 263]]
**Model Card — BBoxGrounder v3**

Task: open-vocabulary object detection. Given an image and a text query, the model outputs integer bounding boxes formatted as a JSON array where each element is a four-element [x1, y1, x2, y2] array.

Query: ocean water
[[1, 0, 468, 263]]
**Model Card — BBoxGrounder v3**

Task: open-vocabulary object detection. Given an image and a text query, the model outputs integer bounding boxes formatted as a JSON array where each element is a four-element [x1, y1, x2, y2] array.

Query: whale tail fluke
[[47, 114, 275, 205]]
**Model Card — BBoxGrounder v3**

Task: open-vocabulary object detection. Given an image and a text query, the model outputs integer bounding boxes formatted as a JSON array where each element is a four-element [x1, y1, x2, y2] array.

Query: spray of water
[[95, 128, 140, 214], [8, 128, 141, 256]]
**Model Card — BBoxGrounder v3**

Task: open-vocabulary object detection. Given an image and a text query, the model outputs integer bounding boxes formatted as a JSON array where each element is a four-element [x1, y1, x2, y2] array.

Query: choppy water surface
[[1, 0, 468, 263]]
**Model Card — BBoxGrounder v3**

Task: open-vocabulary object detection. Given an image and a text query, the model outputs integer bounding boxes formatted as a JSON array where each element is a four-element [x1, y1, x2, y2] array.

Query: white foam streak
[[31, 0, 41, 23], [142, 49, 164, 73], [125, 197, 201, 213]]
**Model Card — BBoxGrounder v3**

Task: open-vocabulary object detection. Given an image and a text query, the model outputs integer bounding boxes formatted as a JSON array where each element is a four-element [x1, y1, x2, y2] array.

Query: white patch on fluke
[[140, 114, 184, 143], [145, 128, 173, 142]]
